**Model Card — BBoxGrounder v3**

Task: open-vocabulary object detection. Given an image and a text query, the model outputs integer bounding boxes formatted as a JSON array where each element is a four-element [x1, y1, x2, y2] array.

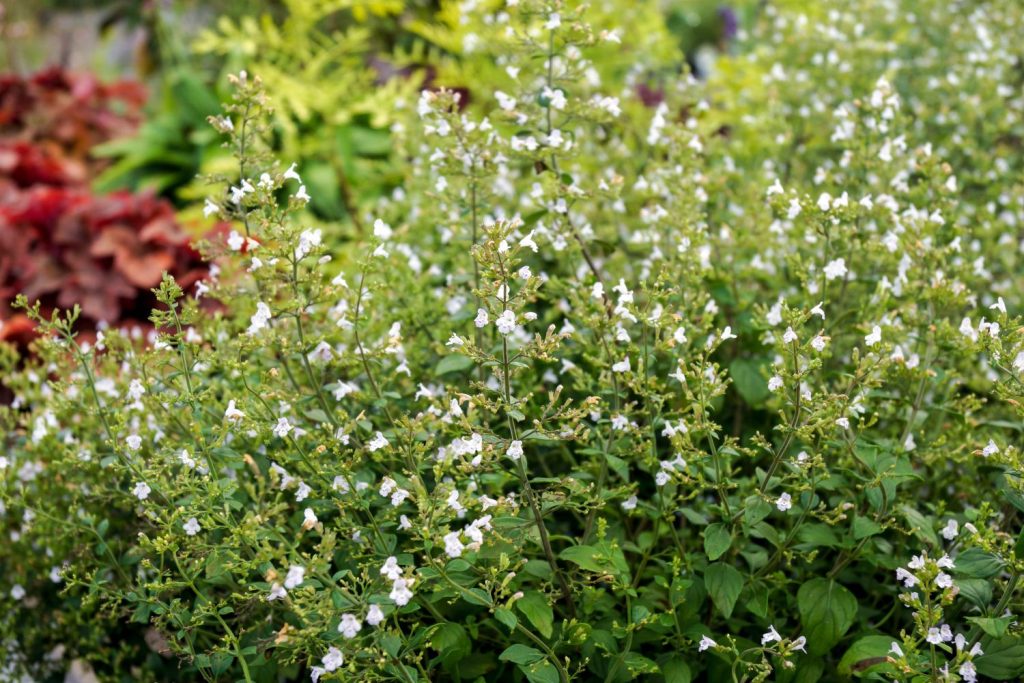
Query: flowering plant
[[2, 1, 1023, 682]]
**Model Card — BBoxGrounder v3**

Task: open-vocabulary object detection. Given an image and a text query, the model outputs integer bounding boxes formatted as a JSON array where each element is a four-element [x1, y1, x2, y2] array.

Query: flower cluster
[[2, 0, 1023, 682]]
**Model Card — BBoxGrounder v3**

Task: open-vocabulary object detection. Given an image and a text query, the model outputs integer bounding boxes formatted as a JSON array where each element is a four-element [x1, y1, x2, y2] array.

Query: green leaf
[[499, 644, 545, 666], [431, 623, 471, 668], [954, 548, 1005, 578], [797, 578, 858, 655], [852, 516, 883, 540], [494, 607, 518, 632], [967, 615, 1014, 638], [703, 523, 732, 561], [743, 496, 773, 527], [622, 653, 659, 675], [660, 657, 692, 683], [436, 354, 475, 375], [837, 636, 896, 677], [559, 542, 629, 579], [704, 562, 744, 619], [957, 578, 993, 608], [525, 661, 560, 683], [976, 637, 1024, 680], [900, 505, 939, 547], [796, 523, 842, 549], [516, 592, 554, 639], [730, 358, 769, 405]]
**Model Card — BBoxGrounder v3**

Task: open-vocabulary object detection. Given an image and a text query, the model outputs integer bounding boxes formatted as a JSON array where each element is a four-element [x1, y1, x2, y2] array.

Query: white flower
[[338, 613, 362, 639], [302, 507, 319, 529], [935, 572, 954, 589], [698, 635, 717, 652], [132, 482, 151, 500], [373, 219, 393, 240], [864, 325, 882, 347], [612, 356, 631, 373], [126, 434, 142, 451], [782, 327, 798, 343], [655, 471, 671, 486], [761, 625, 782, 644], [768, 375, 784, 392], [285, 565, 306, 589], [224, 400, 245, 421], [896, 567, 918, 588], [495, 310, 517, 335], [272, 418, 293, 439], [248, 302, 272, 335], [183, 517, 201, 536], [380, 556, 402, 581], [889, 642, 904, 657], [720, 326, 737, 341], [267, 583, 287, 601], [791, 636, 807, 653], [474, 308, 489, 328], [811, 334, 828, 352], [390, 577, 415, 606], [444, 531, 465, 558], [11, 584, 25, 601], [981, 439, 999, 457], [817, 192, 832, 211], [544, 12, 561, 29], [941, 519, 959, 540], [776, 492, 792, 511], [446, 333, 465, 347], [810, 302, 825, 319], [283, 162, 301, 182], [127, 379, 146, 401], [227, 230, 245, 251], [960, 662, 977, 683], [824, 258, 847, 281], [495, 90, 517, 111], [519, 231, 539, 252], [990, 297, 1007, 315], [506, 440, 524, 461], [321, 646, 344, 672], [367, 432, 389, 452], [621, 495, 638, 510], [203, 198, 219, 218], [295, 184, 310, 202], [959, 316, 978, 342], [366, 604, 385, 626], [766, 178, 784, 196]]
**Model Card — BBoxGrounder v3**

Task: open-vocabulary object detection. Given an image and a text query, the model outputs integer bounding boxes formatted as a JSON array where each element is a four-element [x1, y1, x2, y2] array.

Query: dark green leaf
[[499, 644, 544, 666], [703, 523, 732, 561], [798, 578, 858, 655], [837, 636, 897, 677], [704, 562, 743, 619], [516, 592, 554, 639], [976, 637, 1024, 680]]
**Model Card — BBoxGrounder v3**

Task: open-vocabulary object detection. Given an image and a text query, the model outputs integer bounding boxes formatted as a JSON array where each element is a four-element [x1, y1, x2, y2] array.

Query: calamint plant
[[2, 0, 1024, 681]]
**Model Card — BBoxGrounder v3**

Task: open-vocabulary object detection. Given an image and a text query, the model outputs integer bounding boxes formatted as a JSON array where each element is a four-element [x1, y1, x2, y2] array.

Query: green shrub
[[2, 0, 1023, 681]]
